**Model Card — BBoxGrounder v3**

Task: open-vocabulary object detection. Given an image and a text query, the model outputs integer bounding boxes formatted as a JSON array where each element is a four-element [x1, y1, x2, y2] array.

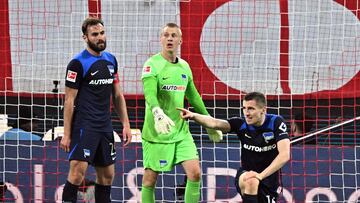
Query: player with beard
[[141, 23, 223, 203], [177, 92, 290, 203], [60, 17, 132, 203]]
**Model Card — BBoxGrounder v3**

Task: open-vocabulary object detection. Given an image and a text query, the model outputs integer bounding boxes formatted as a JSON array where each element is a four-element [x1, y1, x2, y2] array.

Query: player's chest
[[158, 67, 188, 87], [240, 130, 276, 145], [240, 131, 277, 153], [85, 64, 114, 86]]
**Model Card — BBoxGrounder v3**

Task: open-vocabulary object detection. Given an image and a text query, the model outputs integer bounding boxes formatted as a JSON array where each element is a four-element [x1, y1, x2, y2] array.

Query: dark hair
[[293, 110, 314, 133], [244, 92, 267, 107], [82, 17, 104, 35]]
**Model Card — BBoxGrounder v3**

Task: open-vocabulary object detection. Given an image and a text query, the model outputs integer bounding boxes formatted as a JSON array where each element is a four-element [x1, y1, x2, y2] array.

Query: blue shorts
[[235, 167, 278, 203], [68, 128, 116, 166]]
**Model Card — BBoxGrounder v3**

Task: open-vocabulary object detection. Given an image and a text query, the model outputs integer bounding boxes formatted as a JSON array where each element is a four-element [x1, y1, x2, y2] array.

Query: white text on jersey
[[243, 143, 277, 152], [89, 78, 114, 85]]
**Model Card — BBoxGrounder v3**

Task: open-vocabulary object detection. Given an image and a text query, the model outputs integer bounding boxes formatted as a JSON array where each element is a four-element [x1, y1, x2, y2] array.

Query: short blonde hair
[[160, 23, 182, 37]]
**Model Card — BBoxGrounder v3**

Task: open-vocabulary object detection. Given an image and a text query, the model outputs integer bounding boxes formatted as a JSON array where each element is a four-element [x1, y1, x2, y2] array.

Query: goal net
[[0, 0, 359, 202]]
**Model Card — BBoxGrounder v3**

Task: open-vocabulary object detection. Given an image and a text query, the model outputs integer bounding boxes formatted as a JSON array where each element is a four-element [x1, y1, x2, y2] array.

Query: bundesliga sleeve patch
[[66, 70, 77, 83], [143, 66, 151, 73]]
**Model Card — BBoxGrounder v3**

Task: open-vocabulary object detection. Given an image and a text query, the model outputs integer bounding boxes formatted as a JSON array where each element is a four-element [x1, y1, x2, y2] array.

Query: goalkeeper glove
[[152, 107, 175, 134], [206, 128, 223, 142]]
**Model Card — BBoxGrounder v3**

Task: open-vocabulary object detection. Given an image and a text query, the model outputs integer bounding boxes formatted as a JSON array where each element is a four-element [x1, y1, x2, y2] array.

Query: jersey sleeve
[[183, 61, 208, 115], [113, 57, 119, 84], [227, 117, 244, 133], [274, 116, 290, 142], [141, 59, 157, 79], [65, 59, 83, 89], [143, 76, 159, 110], [141, 59, 159, 110], [185, 80, 209, 115]]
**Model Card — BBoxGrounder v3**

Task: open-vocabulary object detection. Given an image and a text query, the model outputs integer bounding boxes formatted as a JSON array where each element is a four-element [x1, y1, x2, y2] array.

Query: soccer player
[[60, 17, 132, 203], [141, 22, 223, 203], [178, 92, 290, 203], [1, 105, 42, 140]]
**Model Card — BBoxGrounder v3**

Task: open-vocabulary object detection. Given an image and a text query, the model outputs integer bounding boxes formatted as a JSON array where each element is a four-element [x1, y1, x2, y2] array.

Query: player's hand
[[206, 128, 223, 142], [243, 171, 263, 182], [60, 134, 71, 152], [152, 107, 175, 134], [176, 107, 194, 120], [122, 126, 132, 146]]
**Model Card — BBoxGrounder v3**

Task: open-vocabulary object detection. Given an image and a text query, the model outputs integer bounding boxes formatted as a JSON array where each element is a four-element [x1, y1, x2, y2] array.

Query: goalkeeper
[[141, 22, 223, 203]]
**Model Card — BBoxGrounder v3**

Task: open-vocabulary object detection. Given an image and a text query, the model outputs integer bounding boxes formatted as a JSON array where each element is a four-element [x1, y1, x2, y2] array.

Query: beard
[[88, 40, 106, 53]]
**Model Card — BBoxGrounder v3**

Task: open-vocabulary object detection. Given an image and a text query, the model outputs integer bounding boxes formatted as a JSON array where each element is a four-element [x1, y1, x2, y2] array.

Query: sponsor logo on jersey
[[143, 66, 151, 73], [262, 132, 274, 143], [90, 70, 99, 76], [161, 85, 186, 91], [244, 133, 251, 138], [160, 160, 167, 167], [66, 70, 77, 83], [89, 78, 114, 85], [83, 149, 91, 158], [243, 143, 276, 152]]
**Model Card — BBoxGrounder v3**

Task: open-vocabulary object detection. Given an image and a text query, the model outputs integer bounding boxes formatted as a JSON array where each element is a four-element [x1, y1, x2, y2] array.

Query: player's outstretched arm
[[177, 108, 231, 133], [183, 83, 224, 142], [185, 80, 208, 115]]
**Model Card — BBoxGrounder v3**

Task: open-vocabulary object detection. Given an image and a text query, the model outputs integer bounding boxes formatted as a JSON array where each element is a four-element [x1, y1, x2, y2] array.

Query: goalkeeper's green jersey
[[141, 53, 208, 143]]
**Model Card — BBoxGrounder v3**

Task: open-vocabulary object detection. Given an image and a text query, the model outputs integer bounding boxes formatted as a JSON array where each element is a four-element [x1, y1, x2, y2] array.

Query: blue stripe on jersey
[[80, 129, 83, 138], [267, 114, 278, 131], [240, 122, 247, 131], [74, 50, 116, 77]]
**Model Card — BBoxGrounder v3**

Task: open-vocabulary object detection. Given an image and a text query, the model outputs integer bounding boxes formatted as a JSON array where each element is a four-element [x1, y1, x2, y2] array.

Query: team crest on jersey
[[66, 70, 77, 83], [181, 74, 187, 80], [107, 65, 114, 74], [262, 132, 274, 143], [159, 160, 167, 167]]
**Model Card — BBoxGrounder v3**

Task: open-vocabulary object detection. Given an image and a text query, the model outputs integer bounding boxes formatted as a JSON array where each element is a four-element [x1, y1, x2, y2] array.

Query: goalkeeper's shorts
[[142, 135, 198, 172]]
